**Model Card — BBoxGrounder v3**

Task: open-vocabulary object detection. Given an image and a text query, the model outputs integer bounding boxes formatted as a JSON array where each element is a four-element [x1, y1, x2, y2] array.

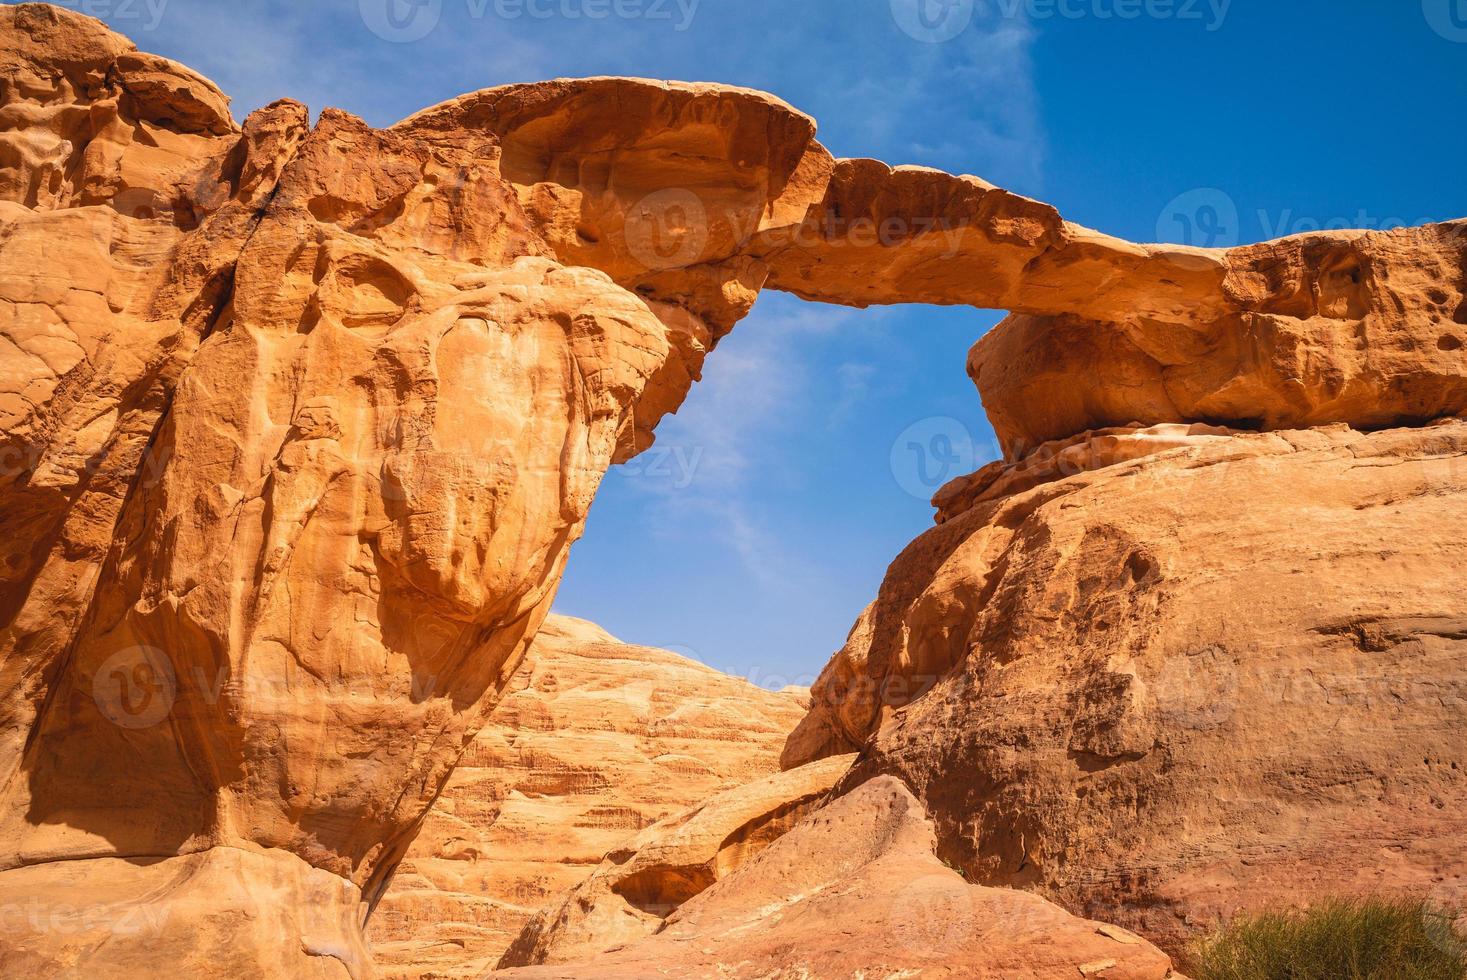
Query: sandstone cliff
[[785, 420, 1467, 953], [2, 2, 1463, 977], [1, 7, 824, 973], [368, 615, 807, 977]]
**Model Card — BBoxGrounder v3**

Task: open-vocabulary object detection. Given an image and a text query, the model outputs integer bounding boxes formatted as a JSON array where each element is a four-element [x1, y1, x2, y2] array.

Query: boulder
[[491, 776, 1180, 979]]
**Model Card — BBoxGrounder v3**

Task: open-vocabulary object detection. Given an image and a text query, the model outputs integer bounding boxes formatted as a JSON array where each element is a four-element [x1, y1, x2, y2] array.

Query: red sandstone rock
[[784, 420, 1467, 953], [497, 753, 856, 969], [2, 9, 810, 972], [491, 777, 1181, 979]]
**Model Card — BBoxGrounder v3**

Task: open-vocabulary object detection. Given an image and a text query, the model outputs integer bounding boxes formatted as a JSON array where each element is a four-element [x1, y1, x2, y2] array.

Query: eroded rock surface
[[1, 7, 820, 974], [785, 420, 1467, 952], [498, 752, 855, 969], [972, 221, 1467, 459], [369, 615, 807, 977], [492, 776, 1180, 980]]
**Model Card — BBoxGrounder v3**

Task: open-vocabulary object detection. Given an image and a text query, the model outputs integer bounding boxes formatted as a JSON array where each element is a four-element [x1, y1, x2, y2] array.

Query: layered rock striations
[[1, 2, 1463, 977], [498, 752, 856, 969], [368, 615, 808, 976]]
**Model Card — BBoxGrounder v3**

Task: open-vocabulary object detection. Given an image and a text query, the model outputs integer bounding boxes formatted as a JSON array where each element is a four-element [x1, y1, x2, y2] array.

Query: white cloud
[[612, 298, 857, 585]]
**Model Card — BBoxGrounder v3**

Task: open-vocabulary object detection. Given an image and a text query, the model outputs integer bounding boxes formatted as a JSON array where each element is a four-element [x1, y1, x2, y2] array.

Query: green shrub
[[1187, 896, 1467, 980]]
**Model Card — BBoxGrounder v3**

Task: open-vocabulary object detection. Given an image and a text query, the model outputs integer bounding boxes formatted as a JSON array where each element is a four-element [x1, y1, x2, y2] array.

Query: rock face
[[492, 777, 1180, 980], [785, 420, 1467, 953], [368, 615, 808, 976], [2, 3, 1463, 977], [499, 752, 856, 968], [968, 224, 1467, 460], [0, 8, 824, 975]]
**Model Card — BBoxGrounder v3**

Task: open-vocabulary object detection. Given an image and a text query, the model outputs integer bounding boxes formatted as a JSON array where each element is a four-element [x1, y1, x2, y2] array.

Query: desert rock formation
[[2, 2, 1464, 976], [499, 752, 855, 968], [0, 7, 820, 974], [368, 615, 807, 976], [785, 420, 1467, 952], [492, 777, 1179, 979]]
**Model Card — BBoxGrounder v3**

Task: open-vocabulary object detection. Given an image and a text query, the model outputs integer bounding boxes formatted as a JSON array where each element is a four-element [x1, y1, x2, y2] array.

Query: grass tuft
[[1187, 896, 1467, 980]]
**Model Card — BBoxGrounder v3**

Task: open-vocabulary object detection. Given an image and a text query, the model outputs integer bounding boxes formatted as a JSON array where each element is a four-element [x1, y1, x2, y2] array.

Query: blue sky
[[43, 0, 1467, 683]]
